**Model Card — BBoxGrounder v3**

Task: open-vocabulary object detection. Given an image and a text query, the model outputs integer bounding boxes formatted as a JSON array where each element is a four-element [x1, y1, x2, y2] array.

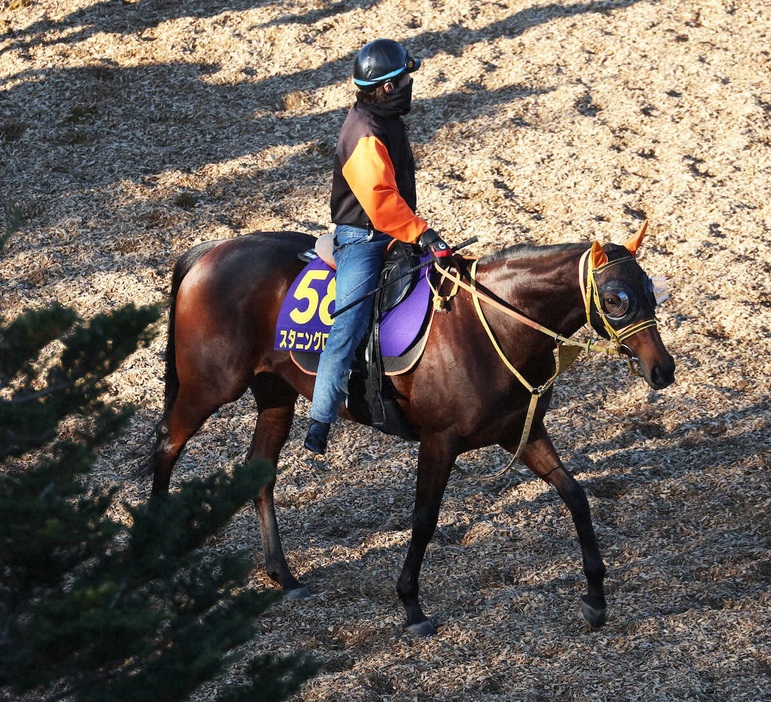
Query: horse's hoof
[[284, 585, 311, 600], [580, 597, 607, 629], [405, 618, 437, 636]]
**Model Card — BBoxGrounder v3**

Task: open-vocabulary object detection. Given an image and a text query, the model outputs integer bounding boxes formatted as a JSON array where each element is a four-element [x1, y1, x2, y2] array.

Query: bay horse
[[150, 221, 675, 634]]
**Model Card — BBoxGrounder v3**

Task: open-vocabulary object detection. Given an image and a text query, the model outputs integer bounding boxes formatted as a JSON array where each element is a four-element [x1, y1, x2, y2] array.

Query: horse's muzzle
[[620, 341, 675, 390], [646, 358, 676, 390]]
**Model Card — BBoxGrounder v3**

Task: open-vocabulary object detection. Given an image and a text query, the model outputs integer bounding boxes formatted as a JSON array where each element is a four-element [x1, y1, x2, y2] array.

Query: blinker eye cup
[[601, 289, 631, 320], [649, 276, 669, 306]]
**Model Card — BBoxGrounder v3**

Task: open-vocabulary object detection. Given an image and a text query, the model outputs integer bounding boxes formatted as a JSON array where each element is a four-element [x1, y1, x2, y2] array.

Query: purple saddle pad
[[275, 255, 432, 357]]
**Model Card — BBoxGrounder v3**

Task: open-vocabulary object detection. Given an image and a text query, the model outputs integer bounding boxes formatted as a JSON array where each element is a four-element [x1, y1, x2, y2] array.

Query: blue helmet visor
[[354, 53, 421, 89]]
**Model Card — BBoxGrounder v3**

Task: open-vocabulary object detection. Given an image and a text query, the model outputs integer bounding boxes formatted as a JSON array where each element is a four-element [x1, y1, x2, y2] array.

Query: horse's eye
[[602, 290, 630, 320]]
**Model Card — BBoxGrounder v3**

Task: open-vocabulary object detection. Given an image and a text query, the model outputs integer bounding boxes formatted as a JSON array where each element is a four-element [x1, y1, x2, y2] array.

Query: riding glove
[[418, 229, 454, 268]]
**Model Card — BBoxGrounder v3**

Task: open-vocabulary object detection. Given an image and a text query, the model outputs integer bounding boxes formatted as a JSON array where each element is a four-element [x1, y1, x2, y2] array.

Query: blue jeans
[[310, 225, 390, 424]]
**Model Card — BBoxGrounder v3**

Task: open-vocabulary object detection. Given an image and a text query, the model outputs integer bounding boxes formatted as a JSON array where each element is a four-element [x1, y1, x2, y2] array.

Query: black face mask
[[368, 81, 413, 118]]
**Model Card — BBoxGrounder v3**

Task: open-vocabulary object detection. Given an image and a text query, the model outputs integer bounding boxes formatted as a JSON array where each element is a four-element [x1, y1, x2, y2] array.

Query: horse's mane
[[479, 241, 587, 265]]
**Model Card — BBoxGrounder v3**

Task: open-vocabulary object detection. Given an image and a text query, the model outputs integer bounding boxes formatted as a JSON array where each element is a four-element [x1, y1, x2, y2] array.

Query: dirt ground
[[1, 0, 770, 700]]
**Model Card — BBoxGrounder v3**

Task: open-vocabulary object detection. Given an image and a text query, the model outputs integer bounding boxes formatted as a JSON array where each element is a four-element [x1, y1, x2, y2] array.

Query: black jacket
[[330, 100, 428, 243]]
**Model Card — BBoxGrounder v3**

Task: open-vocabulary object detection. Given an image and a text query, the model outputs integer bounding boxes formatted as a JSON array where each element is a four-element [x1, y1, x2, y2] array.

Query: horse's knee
[[548, 469, 589, 515], [412, 499, 443, 534], [253, 479, 276, 513]]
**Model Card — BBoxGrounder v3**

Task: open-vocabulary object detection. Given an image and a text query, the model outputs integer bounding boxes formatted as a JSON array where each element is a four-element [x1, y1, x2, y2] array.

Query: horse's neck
[[475, 245, 588, 339]]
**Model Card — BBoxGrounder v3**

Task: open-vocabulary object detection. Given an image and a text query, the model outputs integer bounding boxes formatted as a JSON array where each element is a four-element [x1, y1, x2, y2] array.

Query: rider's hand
[[418, 229, 454, 269]]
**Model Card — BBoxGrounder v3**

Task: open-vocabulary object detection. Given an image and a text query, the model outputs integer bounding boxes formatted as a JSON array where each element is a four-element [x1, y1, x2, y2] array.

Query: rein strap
[[434, 262, 622, 356]]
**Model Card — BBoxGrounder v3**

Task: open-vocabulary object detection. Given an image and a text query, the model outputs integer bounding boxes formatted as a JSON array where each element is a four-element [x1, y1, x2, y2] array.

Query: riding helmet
[[353, 39, 421, 91]]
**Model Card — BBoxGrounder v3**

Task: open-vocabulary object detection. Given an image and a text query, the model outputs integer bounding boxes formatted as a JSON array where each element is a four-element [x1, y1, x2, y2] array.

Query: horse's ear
[[590, 240, 608, 268], [624, 219, 648, 257]]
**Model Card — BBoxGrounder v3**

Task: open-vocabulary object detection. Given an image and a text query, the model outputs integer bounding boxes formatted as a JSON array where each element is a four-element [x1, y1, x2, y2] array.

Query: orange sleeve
[[341, 135, 428, 243]]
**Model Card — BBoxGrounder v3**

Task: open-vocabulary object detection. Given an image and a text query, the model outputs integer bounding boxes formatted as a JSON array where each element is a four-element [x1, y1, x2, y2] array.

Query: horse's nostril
[[651, 363, 675, 389]]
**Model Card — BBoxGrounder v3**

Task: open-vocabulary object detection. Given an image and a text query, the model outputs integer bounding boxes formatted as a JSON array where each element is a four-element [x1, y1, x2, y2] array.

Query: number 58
[[289, 270, 336, 327]]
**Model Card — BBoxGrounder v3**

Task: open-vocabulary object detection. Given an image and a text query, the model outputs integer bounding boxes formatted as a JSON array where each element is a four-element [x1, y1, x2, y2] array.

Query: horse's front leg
[[516, 422, 607, 628], [396, 437, 455, 636]]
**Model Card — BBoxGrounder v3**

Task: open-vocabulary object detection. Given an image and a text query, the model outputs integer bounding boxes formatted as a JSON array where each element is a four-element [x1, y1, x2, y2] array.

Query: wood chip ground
[[1, 1, 769, 700]]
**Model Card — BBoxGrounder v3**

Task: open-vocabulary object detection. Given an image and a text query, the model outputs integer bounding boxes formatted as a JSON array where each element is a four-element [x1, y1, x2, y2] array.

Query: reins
[[434, 248, 653, 482], [330, 236, 479, 320]]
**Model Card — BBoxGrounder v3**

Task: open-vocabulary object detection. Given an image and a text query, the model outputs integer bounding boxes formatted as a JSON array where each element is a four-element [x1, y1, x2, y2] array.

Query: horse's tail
[[162, 240, 224, 414]]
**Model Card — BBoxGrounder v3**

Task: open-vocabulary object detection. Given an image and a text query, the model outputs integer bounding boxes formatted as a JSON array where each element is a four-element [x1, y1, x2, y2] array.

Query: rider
[[304, 38, 454, 455]]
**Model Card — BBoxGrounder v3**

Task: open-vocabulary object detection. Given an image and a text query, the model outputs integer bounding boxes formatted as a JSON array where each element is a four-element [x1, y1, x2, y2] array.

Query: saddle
[[275, 241, 435, 440]]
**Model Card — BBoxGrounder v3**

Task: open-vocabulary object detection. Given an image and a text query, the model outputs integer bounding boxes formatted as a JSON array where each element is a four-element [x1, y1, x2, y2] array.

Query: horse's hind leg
[[516, 423, 607, 628], [151, 385, 226, 494], [248, 374, 308, 597]]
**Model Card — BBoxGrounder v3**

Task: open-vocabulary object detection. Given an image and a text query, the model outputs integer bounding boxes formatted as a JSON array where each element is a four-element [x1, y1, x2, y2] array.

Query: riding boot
[[304, 420, 330, 455]]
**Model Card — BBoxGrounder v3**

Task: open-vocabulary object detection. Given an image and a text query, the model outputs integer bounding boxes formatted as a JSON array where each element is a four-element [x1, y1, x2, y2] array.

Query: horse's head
[[584, 221, 675, 390]]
